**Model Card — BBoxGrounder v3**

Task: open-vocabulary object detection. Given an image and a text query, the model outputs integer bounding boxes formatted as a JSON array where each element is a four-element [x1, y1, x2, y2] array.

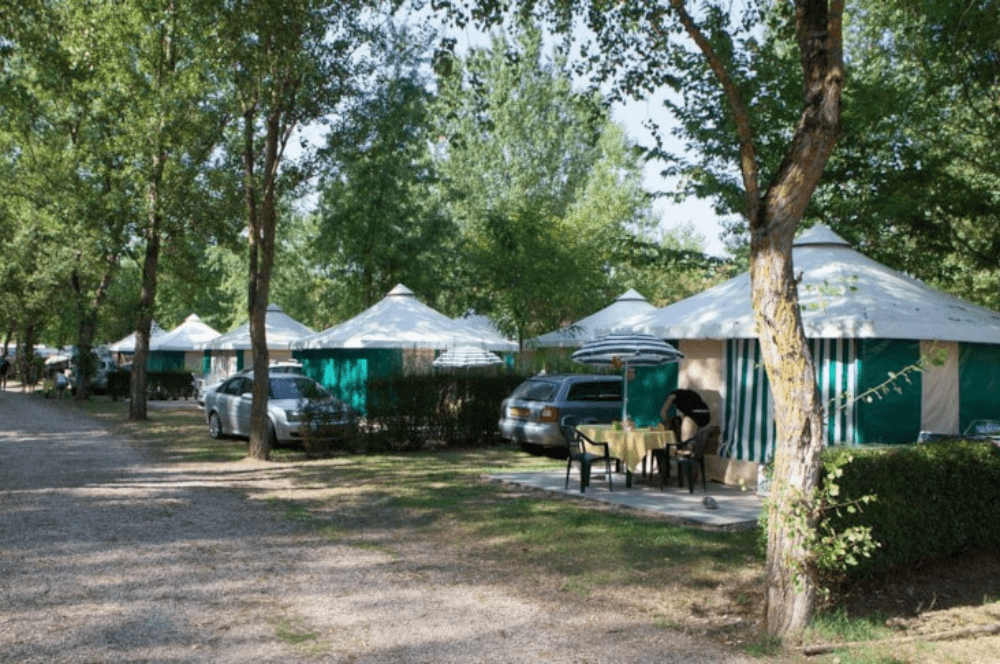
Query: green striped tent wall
[[722, 338, 858, 462]]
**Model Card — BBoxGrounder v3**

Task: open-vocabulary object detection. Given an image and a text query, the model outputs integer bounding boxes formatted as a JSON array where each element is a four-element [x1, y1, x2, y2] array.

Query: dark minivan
[[498, 374, 623, 450]]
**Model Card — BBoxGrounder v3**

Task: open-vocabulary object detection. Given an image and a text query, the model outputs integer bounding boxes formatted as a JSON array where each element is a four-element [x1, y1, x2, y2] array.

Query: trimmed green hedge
[[105, 369, 195, 401], [821, 439, 1000, 578], [362, 373, 529, 452]]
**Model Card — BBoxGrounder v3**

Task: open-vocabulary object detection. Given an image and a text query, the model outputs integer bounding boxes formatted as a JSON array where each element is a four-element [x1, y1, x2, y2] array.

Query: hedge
[[106, 369, 195, 401], [819, 439, 1000, 578], [360, 373, 529, 452]]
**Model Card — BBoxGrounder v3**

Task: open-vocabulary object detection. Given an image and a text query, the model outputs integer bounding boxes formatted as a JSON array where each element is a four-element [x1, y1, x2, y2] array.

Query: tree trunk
[[671, 0, 844, 635], [243, 104, 282, 461], [128, 230, 159, 421], [751, 224, 826, 634]]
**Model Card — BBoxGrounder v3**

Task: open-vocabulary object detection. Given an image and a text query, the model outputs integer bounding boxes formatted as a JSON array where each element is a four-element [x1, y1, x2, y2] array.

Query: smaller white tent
[[151, 314, 221, 352], [107, 321, 166, 354], [530, 289, 656, 348], [198, 304, 314, 381], [291, 284, 517, 352], [148, 314, 221, 374], [199, 304, 314, 351]]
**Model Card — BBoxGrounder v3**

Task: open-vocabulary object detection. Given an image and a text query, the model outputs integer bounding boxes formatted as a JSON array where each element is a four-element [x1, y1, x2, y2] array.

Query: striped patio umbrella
[[432, 345, 504, 368], [571, 333, 684, 422]]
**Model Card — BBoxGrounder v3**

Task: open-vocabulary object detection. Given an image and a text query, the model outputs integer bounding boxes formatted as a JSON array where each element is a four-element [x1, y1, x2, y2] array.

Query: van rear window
[[511, 380, 558, 401], [567, 381, 622, 402]]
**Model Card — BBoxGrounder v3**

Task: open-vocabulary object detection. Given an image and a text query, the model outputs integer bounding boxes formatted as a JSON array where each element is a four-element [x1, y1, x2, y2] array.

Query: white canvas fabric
[[619, 225, 1000, 344], [290, 284, 518, 352], [198, 304, 314, 351], [107, 321, 166, 353], [530, 289, 656, 348], [149, 314, 221, 352], [921, 340, 960, 435]]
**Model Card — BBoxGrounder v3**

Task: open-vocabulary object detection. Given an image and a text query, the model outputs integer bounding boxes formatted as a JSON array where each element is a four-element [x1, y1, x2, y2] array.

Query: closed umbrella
[[433, 345, 504, 368], [571, 333, 684, 422]]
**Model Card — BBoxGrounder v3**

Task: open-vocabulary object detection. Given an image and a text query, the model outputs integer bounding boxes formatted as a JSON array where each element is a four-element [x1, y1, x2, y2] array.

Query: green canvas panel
[[958, 343, 1000, 433], [294, 349, 402, 417], [723, 338, 772, 462], [627, 362, 679, 427], [202, 351, 211, 375], [147, 351, 184, 372], [724, 338, 859, 462], [857, 339, 922, 444], [813, 338, 859, 446]]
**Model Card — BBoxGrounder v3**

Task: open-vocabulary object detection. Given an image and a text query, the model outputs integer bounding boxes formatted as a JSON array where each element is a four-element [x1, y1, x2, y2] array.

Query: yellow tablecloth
[[576, 424, 675, 472]]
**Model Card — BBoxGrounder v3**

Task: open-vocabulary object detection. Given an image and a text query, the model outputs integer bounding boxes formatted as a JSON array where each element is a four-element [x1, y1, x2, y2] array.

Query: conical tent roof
[[619, 225, 1000, 344], [150, 314, 221, 352], [107, 321, 166, 353], [290, 284, 518, 352], [530, 289, 656, 348], [198, 304, 314, 351]]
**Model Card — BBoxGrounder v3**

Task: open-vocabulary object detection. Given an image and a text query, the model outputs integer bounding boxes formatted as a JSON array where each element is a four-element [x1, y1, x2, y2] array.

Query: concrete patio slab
[[488, 470, 763, 531]]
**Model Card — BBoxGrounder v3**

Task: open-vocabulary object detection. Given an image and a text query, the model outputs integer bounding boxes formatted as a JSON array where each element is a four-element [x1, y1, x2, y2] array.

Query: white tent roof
[[107, 321, 167, 353], [619, 225, 1000, 344], [149, 314, 221, 352], [290, 284, 518, 352], [197, 304, 314, 351], [530, 289, 656, 348]]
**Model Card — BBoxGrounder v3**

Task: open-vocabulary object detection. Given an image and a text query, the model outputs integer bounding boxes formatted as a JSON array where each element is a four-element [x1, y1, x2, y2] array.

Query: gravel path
[[0, 389, 756, 663]]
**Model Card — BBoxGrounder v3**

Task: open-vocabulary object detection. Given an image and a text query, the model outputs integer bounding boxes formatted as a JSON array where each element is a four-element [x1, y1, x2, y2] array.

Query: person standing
[[660, 388, 711, 442], [0, 356, 9, 390]]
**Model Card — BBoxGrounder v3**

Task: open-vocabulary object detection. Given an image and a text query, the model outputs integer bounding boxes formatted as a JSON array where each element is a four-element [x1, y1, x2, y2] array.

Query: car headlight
[[285, 410, 301, 422]]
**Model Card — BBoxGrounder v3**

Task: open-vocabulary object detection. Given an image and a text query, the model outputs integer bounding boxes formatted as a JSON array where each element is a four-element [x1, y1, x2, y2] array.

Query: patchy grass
[[67, 397, 1000, 663]]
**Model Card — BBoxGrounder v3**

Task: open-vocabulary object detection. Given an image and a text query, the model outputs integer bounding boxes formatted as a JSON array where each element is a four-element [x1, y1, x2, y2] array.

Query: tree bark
[[129, 221, 160, 421], [754, 0, 844, 636], [670, 0, 844, 635]]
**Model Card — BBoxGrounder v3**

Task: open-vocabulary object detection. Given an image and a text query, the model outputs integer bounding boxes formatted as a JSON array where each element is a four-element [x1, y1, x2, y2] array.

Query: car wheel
[[208, 411, 225, 439], [268, 421, 279, 449]]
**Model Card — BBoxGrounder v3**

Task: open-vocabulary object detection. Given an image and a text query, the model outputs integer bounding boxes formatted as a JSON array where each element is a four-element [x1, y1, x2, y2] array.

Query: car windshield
[[510, 380, 558, 402], [269, 377, 328, 400]]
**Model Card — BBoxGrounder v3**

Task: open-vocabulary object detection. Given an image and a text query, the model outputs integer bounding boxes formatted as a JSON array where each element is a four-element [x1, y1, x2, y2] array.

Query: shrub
[[362, 372, 529, 452], [820, 439, 1000, 579]]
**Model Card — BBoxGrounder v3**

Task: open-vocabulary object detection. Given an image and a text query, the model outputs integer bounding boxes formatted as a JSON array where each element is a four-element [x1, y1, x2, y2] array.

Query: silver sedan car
[[203, 371, 356, 445]]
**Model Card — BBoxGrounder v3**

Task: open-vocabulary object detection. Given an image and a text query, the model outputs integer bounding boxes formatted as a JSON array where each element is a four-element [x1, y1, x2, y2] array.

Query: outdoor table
[[576, 424, 676, 488]]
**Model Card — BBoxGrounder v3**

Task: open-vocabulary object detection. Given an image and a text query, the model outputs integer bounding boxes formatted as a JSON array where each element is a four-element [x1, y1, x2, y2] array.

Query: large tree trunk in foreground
[[753, 1, 845, 635], [675, 0, 845, 635]]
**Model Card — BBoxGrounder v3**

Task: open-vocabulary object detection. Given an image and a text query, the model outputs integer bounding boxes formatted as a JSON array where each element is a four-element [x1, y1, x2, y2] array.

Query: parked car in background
[[498, 374, 623, 452], [197, 360, 304, 407], [203, 370, 355, 446]]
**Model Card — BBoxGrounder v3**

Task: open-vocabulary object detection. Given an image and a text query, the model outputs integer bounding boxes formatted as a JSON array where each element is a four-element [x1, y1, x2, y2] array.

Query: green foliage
[[362, 373, 528, 452], [820, 441, 1000, 579], [104, 369, 194, 400], [432, 27, 654, 340]]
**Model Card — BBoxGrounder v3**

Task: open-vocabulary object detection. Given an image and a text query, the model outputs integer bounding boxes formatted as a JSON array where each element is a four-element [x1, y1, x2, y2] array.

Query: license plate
[[509, 407, 531, 419]]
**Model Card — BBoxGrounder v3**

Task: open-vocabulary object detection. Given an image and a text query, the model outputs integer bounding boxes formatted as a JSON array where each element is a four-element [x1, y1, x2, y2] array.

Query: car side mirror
[[240, 392, 253, 400]]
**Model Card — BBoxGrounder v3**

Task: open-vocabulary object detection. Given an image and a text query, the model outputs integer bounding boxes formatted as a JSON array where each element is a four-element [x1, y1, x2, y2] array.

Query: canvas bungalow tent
[[290, 284, 518, 414], [529, 289, 667, 422], [148, 314, 221, 374], [197, 304, 314, 383], [107, 321, 166, 363], [617, 225, 1000, 468], [530, 289, 657, 348]]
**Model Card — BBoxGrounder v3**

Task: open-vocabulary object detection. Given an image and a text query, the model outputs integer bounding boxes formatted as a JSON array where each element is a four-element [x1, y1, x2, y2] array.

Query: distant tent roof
[[618, 225, 1000, 344], [290, 284, 518, 352], [198, 304, 314, 351], [530, 289, 656, 348], [150, 314, 221, 352], [107, 321, 167, 353]]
